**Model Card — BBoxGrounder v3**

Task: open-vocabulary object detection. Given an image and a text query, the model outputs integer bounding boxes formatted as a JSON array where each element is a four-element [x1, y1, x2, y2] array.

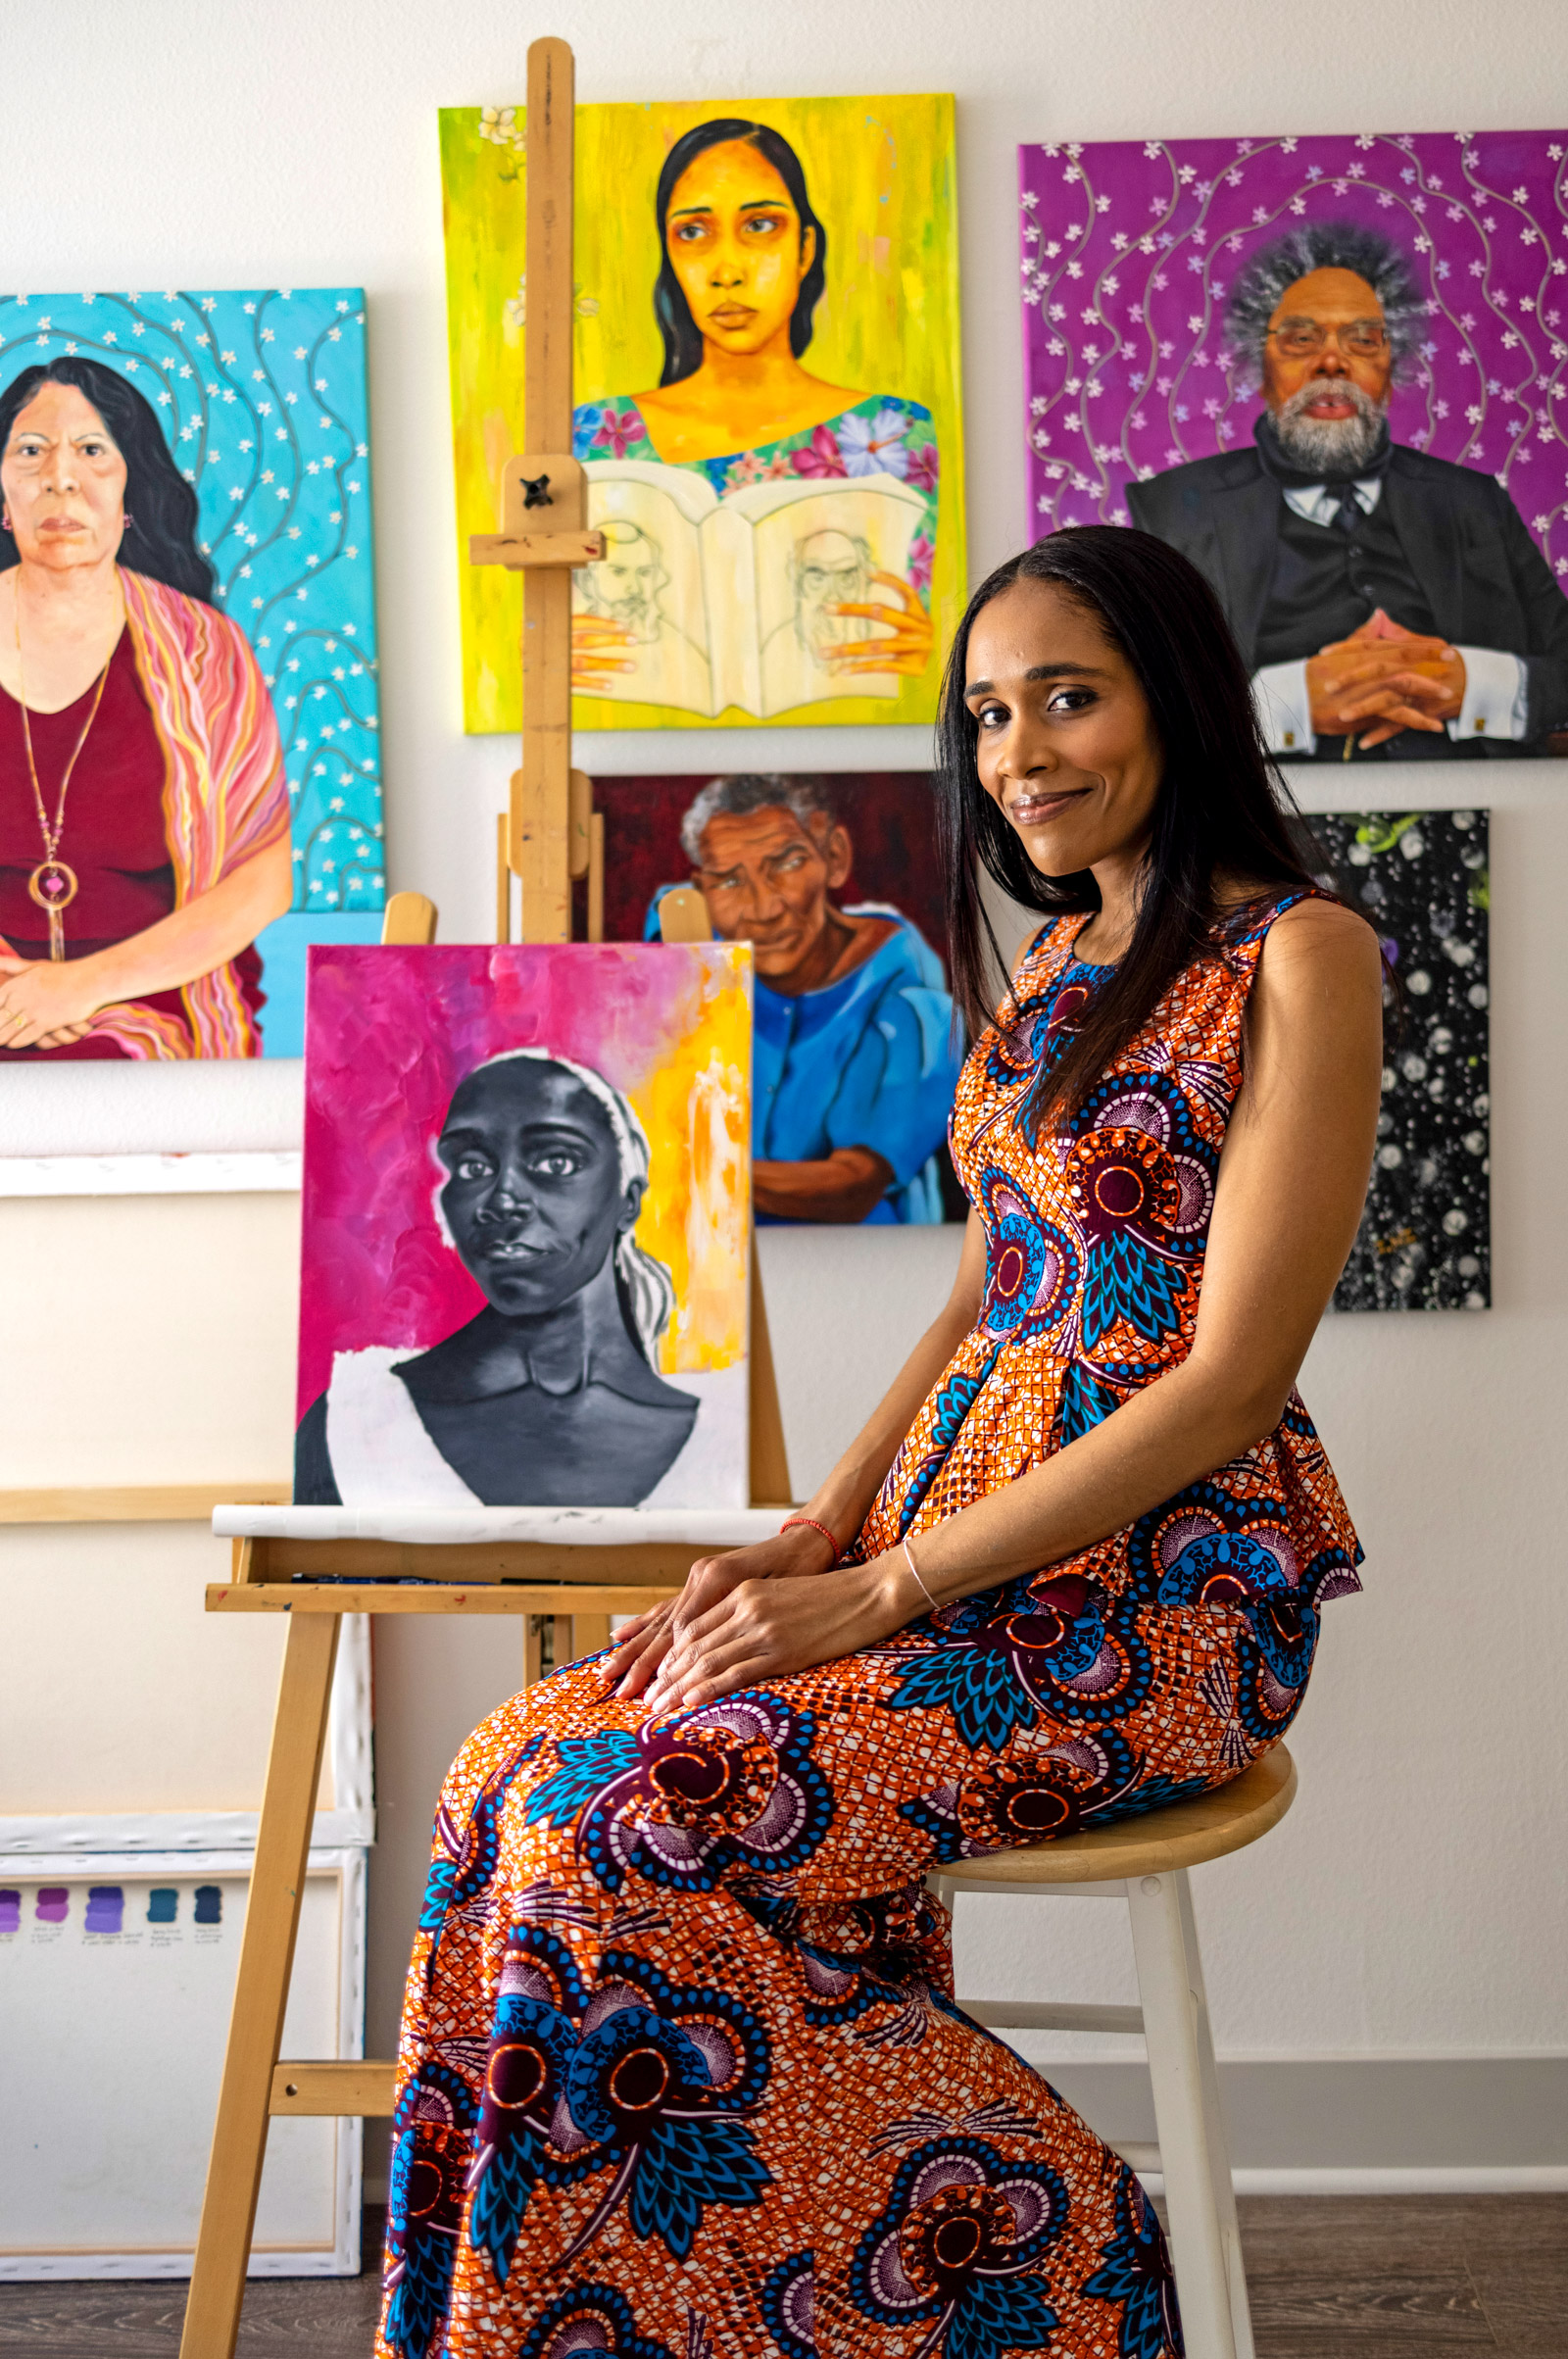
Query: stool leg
[[1176, 1872, 1254, 2359], [1126, 1870, 1237, 2359], [179, 1612, 341, 2359]]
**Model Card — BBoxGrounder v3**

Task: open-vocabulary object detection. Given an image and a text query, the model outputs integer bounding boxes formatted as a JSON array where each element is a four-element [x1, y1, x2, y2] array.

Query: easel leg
[[496, 812, 512, 944], [180, 1613, 341, 2359], [587, 810, 605, 942], [570, 1612, 612, 1661]]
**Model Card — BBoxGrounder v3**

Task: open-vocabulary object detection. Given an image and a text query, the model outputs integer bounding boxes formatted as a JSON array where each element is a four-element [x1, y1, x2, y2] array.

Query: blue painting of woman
[[0, 359, 290, 1057], [571, 118, 938, 706]]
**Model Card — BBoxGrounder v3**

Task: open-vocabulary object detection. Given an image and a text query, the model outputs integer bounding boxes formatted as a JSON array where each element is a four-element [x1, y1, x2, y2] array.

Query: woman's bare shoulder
[[1251, 898, 1384, 1037], [1260, 894, 1381, 964]]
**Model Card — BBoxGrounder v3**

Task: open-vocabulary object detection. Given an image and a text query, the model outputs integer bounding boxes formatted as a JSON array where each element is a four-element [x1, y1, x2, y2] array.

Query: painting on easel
[[0, 287, 384, 1061], [441, 95, 965, 735], [294, 943, 752, 1508]]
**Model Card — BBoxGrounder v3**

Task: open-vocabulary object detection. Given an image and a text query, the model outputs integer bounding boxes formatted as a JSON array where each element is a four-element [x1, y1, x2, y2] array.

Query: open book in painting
[[578, 464, 928, 718]]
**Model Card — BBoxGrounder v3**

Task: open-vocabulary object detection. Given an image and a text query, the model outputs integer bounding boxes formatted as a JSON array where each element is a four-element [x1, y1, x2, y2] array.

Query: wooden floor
[[1, 2198, 1561, 2354]]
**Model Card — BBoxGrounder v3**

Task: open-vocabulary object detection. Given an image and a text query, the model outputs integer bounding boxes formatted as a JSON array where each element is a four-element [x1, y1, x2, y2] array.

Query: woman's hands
[[823, 571, 935, 679], [1306, 610, 1464, 749], [0, 839, 293, 1055], [571, 614, 638, 691], [637, 1552, 910, 1715], [0, 954, 108, 1050], [604, 1523, 847, 1701]]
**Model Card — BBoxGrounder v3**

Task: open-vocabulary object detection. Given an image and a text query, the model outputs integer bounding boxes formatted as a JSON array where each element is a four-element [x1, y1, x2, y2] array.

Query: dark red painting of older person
[[644, 772, 962, 1226], [1129, 222, 1568, 759], [0, 357, 290, 1057]]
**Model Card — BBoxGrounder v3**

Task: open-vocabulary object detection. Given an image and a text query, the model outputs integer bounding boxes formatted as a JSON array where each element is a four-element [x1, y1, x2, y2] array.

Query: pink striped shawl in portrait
[[85, 565, 290, 1057]]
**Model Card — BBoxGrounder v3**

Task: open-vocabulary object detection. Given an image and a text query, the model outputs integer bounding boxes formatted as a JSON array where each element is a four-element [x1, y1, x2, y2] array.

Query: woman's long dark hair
[[653, 120, 827, 387], [0, 357, 216, 602], [936, 525, 1336, 1137]]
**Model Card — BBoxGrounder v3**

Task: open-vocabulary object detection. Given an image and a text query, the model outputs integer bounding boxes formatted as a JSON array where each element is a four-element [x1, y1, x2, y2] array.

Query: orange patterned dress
[[379, 898, 1362, 2359]]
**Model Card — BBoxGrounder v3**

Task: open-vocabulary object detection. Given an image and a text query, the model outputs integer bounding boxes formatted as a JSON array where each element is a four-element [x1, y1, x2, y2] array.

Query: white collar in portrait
[[322, 1346, 747, 1509]]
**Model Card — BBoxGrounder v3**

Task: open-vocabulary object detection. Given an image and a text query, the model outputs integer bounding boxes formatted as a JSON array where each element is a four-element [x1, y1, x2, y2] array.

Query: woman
[[379, 529, 1381, 2358], [571, 117, 936, 696], [296, 1049, 738, 1509], [0, 358, 290, 1057]]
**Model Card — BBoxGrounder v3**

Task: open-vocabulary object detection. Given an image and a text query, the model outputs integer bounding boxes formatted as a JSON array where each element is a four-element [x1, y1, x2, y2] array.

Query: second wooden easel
[[178, 41, 793, 2357], [468, 31, 603, 950]]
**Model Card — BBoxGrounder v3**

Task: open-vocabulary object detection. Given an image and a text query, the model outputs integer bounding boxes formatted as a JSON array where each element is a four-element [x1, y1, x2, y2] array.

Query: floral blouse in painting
[[571, 394, 939, 600]]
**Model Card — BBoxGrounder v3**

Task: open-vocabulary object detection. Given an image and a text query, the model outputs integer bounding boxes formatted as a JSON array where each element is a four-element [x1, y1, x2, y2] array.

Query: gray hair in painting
[[466, 1048, 676, 1365], [679, 772, 838, 865], [1224, 221, 1427, 378]]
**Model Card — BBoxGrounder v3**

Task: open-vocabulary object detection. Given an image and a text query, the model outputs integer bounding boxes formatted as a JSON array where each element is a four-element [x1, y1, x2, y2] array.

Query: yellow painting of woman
[[440, 94, 965, 734]]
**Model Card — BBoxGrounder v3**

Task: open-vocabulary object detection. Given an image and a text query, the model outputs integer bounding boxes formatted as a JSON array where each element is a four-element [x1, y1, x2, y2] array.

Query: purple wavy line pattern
[[1019, 128, 1568, 579]]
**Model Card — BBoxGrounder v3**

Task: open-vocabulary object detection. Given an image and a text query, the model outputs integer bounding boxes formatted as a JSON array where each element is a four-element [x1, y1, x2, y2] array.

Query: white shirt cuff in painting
[[1447, 646, 1528, 744], [1251, 658, 1315, 756]]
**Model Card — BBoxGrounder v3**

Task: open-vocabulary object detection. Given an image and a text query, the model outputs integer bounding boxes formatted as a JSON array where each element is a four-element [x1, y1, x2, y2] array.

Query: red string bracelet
[[780, 1514, 841, 1566]]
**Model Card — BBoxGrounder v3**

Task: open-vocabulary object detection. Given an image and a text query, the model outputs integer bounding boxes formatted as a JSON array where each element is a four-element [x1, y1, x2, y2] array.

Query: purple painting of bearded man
[[1020, 129, 1568, 762]]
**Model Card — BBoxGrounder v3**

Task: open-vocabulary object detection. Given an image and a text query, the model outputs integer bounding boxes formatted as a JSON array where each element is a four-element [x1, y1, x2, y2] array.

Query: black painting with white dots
[[1298, 811, 1490, 1313]]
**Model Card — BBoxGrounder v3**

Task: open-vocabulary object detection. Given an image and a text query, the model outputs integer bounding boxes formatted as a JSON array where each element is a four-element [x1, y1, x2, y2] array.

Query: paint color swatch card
[[0, 1861, 357, 2274], [295, 943, 753, 1510]]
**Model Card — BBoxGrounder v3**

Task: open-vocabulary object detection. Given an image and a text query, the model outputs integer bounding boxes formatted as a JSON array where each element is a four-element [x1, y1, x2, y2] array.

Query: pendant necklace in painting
[[13, 588, 115, 961]]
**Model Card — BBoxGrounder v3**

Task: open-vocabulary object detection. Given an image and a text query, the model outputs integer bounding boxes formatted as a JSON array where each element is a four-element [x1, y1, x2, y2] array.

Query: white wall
[[3, 0, 1564, 2173]]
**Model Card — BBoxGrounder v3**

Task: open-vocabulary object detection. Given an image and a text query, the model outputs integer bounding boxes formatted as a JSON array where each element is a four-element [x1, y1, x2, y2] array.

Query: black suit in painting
[[1127, 442, 1568, 757]]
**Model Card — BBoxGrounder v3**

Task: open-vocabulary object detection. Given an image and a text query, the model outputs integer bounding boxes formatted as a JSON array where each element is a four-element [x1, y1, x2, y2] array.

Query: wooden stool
[[931, 1744, 1297, 2359]]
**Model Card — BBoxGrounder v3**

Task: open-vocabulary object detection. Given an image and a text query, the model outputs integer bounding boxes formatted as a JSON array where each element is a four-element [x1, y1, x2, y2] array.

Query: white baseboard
[[1175, 2166, 1568, 2196], [1035, 2053, 1568, 2180]]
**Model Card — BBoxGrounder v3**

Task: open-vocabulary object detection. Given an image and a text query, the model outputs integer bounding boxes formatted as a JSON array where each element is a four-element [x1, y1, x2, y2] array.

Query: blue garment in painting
[[645, 897, 961, 1224]]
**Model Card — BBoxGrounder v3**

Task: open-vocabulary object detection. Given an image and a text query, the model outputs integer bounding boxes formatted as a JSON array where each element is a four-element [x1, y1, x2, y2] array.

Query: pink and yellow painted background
[[298, 943, 751, 1419]]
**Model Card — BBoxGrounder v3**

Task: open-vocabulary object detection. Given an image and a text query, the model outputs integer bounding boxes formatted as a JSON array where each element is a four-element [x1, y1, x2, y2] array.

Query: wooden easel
[[179, 40, 792, 2354]]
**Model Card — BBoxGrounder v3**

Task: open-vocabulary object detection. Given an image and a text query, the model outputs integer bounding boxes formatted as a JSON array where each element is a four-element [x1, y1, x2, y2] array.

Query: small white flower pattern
[[1019, 129, 1568, 585], [0, 285, 385, 921]]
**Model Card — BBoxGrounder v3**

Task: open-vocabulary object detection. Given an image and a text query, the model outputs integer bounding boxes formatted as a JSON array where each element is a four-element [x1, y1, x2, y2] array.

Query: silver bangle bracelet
[[902, 1533, 940, 1611]]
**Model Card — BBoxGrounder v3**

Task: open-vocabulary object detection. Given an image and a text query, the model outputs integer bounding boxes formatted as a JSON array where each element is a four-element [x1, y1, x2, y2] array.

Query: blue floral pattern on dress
[[461, 1930, 772, 2285], [888, 1349, 1003, 1542], [760, 2250, 818, 2357], [885, 1575, 1155, 1753], [416, 1736, 544, 1977], [849, 2138, 1067, 2355], [1084, 2172, 1187, 2358], [523, 1693, 833, 1895], [516, 2283, 675, 2359], [382, 2061, 479, 2359], [976, 1166, 1080, 1347], [903, 1723, 1212, 1865]]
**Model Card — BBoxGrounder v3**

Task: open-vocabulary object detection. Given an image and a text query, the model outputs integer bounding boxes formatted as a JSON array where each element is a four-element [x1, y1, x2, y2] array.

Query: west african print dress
[[380, 898, 1363, 2359]]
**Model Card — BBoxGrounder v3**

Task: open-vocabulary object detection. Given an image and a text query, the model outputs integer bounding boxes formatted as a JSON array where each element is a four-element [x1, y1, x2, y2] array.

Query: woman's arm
[[794, 1204, 989, 1546], [646, 901, 1383, 1709], [0, 837, 293, 1049], [604, 1209, 987, 1694]]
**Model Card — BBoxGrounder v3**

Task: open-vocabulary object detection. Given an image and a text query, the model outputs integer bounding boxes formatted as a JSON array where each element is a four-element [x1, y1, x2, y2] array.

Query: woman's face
[[964, 576, 1163, 879], [437, 1061, 640, 1320], [663, 141, 814, 360], [2, 382, 127, 573]]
